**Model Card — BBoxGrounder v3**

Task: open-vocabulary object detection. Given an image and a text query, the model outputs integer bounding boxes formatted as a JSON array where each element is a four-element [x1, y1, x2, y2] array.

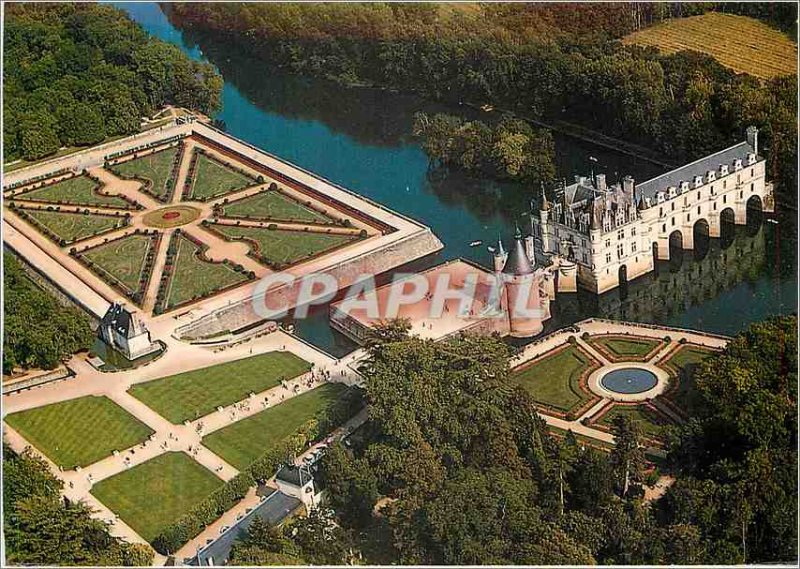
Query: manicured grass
[[622, 13, 796, 79], [662, 345, 715, 411], [109, 147, 180, 201], [512, 345, 596, 413], [16, 176, 132, 209], [596, 404, 670, 440], [588, 336, 660, 360], [4, 395, 154, 469], [190, 152, 256, 200], [81, 234, 155, 296], [22, 208, 126, 244], [129, 352, 312, 423], [211, 224, 358, 267], [164, 233, 250, 309], [91, 452, 223, 543], [222, 190, 336, 224], [203, 382, 346, 470]]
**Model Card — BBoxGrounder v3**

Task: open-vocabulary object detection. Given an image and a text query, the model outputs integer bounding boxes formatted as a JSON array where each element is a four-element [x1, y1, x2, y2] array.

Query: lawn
[[661, 344, 716, 411], [16, 176, 132, 209], [587, 335, 660, 361], [222, 190, 336, 225], [80, 234, 155, 296], [128, 351, 312, 423], [511, 345, 596, 413], [21, 208, 125, 244], [595, 404, 671, 440], [203, 382, 346, 470], [189, 152, 256, 200], [163, 233, 251, 309], [210, 224, 358, 267], [109, 147, 180, 202], [91, 452, 223, 543], [622, 13, 796, 80], [4, 395, 154, 469]]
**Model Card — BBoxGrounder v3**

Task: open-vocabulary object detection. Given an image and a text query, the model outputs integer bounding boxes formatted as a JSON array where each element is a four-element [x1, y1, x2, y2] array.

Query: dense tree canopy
[[3, 445, 154, 566], [3, 254, 95, 374], [166, 2, 797, 203], [4, 3, 222, 161]]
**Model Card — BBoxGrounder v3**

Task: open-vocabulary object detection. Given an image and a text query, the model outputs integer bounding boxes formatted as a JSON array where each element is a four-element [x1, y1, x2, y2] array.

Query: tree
[[610, 413, 646, 498]]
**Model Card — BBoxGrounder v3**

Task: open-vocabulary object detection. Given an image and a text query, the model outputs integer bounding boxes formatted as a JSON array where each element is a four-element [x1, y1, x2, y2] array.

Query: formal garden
[[202, 382, 347, 470], [206, 222, 362, 270], [4, 395, 154, 469], [73, 232, 161, 305], [184, 147, 258, 201], [12, 174, 135, 209], [11, 205, 130, 246], [155, 230, 255, 313], [107, 144, 183, 203], [128, 351, 312, 423], [91, 452, 225, 543], [220, 187, 338, 225], [584, 334, 664, 362]]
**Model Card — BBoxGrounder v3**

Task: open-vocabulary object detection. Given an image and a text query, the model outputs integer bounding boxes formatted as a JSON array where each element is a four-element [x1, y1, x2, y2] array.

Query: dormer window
[[719, 164, 729, 176], [747, 153, 757, 165], [694, 176, 703, 188], [668, 186, 677, 198], [706, 170, 716, 182], [680, 181, 689, 193], [656, 192, 665, 204], [734, 159, 743, 171]]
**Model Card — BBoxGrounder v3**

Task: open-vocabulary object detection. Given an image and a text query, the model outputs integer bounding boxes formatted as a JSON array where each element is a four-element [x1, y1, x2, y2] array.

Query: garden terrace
[[207, 222, 362, 270], [510, 344, 601, 419], [73, 232, 161, 306], [585, 334, 663, 362], [10, 174, 135, 210], [13, 206, 129, 246], [4, 395, 154, 469], [107, 143, 184, 203], [220, 187, 339, 225], [156, 230, 254, 313], [589, 401, 674, 443], [128, 351, 312, 423], [90, 452, 224, 543], [202, 382, 347, 470], [184, 147, 259, 201]]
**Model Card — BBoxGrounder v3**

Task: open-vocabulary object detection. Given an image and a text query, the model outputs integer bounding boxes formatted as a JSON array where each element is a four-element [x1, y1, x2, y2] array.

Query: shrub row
[[11, 205, 126, 246], [5, 167, 71, 191], [104, 134, 186, 162]]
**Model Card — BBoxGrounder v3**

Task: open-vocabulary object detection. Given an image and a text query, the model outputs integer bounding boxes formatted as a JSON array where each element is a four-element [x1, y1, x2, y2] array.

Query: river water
[[118, 3, 796, 355]]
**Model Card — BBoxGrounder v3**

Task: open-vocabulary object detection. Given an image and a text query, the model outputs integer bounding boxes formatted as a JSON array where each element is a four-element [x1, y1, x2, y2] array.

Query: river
[[117, 3, 796, 355]]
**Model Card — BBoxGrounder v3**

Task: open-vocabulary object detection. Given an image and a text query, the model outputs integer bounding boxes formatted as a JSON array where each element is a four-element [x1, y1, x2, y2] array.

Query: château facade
[[532, 126, 774, 294]]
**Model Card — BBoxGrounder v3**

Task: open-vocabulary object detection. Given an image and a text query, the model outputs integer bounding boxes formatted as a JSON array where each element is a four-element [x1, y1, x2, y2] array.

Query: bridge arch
[[692, 218, 710, 261], [720, 207, 736, 249], [668, 230, 684, 271], [746, 194, 764, 235]]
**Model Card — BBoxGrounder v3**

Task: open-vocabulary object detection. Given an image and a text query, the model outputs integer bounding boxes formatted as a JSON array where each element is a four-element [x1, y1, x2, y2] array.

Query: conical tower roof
[[502, 225, 534, 275]]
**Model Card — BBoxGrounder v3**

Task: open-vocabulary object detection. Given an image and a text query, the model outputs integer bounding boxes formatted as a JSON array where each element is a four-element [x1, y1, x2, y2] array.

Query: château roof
[[502, 228, 534, 276], [635, 140, 756, 201], [100, 303, 144, 339]]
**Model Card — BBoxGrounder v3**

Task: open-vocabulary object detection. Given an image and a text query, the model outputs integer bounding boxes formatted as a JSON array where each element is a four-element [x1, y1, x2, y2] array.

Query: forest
[[3, 445, 153, 565], [3, 254, 95, 375], [164, 2, 797, 201], [3, 3, 223, 162], [224, 316, 797, 564]]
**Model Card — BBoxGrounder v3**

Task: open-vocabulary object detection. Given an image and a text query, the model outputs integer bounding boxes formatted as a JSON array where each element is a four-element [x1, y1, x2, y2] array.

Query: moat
[[119, 3, 796, 355]]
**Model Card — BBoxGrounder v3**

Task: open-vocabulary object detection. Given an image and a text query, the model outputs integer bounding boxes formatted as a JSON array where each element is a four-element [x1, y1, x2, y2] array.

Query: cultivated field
[[5, 395, 154, 469], [202, 382, 346, 470], [622, 13, 797, 79], [91, 452, 223, 542], [128, 351, 312, 423]]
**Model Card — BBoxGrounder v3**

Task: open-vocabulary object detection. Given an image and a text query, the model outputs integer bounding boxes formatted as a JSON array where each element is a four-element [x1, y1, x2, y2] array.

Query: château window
[[661, 224, 666, 232], [697, 206, 701, 214], [751, 183, 754, 192], [617, 243, 624, 257], [631, 242, 637, 253], [605, 239, 611, 248], [671, 202, 675, 211], [605, 253, 612, 264], [723, 180, 726, 189], [671, 217, 675, 226], [617, 229, 624, 240], [723, 195, 727, 203], [659, 207, 663, 217], [631, 227, 636, 236]]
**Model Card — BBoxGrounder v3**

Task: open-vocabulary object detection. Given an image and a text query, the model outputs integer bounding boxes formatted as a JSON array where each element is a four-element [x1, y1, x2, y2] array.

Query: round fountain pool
[[600, 368, 658, 395]]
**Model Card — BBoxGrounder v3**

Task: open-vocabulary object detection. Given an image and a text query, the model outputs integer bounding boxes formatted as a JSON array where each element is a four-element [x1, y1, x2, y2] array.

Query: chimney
[[622, 176, 634, 199], [595, 173, 606, 192], [746, 126, 758, 155]]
